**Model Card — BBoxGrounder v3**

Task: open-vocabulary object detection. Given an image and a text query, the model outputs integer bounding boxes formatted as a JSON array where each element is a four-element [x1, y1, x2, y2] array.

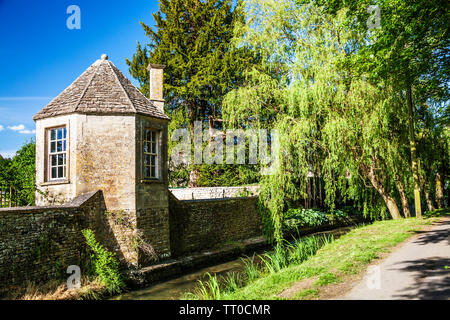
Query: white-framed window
[[48, 127, 67, 180], [143, 129, 158, 179]]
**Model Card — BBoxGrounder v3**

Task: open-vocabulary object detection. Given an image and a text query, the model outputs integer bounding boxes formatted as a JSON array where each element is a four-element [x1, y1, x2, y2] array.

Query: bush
[[282, 208, 330, 236], [330, 209, 349, 222], [81, 229, 125, 294], [285, 208, 330, 226]]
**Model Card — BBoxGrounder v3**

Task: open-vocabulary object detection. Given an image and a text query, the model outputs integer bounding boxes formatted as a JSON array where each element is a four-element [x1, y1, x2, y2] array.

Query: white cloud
[[5, 124, 35, 134], [0, 125, 3, 132], [0, 96, 53, 101], [19, 129, 36, 134], [0, 150, 17, 159], [8, 124, 25, 131]]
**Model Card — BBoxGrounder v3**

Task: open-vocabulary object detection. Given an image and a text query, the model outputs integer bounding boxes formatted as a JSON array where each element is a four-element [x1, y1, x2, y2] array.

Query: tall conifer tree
[[127, 0, 258, 186]]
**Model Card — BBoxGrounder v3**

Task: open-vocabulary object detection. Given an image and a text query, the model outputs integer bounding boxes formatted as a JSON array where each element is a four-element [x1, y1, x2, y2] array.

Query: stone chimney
[[147, 64, 165, 113]]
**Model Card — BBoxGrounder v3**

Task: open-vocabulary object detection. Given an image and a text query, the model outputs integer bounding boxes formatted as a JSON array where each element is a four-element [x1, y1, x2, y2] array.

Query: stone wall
[[169, 186, 259, 200], [0, 188, 263, 288], [0, 191, 107, 288], [169, 193, 262, 257]]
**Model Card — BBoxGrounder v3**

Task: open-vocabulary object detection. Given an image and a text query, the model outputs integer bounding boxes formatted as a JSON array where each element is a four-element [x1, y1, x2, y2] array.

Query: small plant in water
[[242, 254, 261, 282], [193, 273, 222, 300]]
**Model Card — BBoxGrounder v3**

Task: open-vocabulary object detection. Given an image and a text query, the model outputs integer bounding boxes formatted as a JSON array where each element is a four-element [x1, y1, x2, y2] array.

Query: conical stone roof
[[33, 56, 169, 121]]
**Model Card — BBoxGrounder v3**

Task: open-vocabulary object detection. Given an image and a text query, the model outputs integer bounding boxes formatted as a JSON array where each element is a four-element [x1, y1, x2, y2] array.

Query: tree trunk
[[188, 168, 200, 187], [435, 171, 444, 209], [406, 82, 422, 218], [188, 103, 201, 187], [307, 178, 312, 209], [396, 174, 411, 218], [364, 162, 402, 220], [423, 185, 435, 212]]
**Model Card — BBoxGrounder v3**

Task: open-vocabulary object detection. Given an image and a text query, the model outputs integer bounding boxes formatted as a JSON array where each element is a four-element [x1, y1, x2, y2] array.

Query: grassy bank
[[187, 211, 448, 300]]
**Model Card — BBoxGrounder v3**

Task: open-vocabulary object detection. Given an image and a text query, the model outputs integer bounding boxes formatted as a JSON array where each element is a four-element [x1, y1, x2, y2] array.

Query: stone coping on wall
[[0, 190, 100, 213], [169, 185, 260, 200], [178, 196, 258, 203]]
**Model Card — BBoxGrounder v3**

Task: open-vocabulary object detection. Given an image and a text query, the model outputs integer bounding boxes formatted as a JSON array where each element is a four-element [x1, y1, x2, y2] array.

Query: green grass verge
[[219, 214, 445, 300]]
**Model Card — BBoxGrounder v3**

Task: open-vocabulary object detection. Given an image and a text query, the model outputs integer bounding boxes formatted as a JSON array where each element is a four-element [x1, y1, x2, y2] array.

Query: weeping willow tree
[[223, 0, 413, 241]]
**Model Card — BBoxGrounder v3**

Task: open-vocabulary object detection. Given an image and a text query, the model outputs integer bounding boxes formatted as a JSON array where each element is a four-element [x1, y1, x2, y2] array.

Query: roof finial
[[101, 54, 108, 60]]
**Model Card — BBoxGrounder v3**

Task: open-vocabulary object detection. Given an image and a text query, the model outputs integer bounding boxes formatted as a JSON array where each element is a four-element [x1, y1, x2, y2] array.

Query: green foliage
[[194, 273, 222, 300], [81, 229, 125, 294], [242, 255, 261, 283], [259, 245, 289, 274], [167, 108, 261, 187], [316, 272, 339, 286], [33, 233, 52, 260], [285, 208, 330, 227], [330, 209, 350, 224], [423, 207, 450, 218], [127, 0, 259, 187], [317, 0, 449, 218], [0, 140, 36, 206], [127, 0, 256, 112], [222, 0, 448, 241], [223, 272, 245, 292], [221, 217, 433, 299]]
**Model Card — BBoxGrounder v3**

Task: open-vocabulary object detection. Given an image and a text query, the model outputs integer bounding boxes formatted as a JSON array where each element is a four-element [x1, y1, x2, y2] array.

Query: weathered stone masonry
[[0, 189, 262, 288], [0, 191, 106, 286], [169, 193, 262, 257]]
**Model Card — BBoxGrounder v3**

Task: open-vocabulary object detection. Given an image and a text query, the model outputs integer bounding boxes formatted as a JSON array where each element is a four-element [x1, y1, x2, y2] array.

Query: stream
[[112, 256, 249, 300], [112, 226, 355, 300]]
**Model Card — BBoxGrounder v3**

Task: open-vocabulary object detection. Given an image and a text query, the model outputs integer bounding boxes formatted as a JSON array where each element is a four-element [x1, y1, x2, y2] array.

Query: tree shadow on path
[[391, 257, 450, 300], [391, 221, 450, 300], [410, 220, 450, 246]]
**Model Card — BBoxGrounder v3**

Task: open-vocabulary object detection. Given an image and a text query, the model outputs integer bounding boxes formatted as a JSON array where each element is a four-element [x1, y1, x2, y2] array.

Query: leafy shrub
[[283, 208, 330, 235], [330, 209, 348, 221], [81, 229, 125, 294]]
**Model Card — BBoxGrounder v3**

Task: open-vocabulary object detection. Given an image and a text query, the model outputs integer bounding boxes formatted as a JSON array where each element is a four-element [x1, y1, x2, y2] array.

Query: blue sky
[[0, 0, 159, 158]]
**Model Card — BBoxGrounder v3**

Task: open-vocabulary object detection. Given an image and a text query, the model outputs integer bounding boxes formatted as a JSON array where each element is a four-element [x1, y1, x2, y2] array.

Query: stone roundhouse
[[33, 55, 172, 264]]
